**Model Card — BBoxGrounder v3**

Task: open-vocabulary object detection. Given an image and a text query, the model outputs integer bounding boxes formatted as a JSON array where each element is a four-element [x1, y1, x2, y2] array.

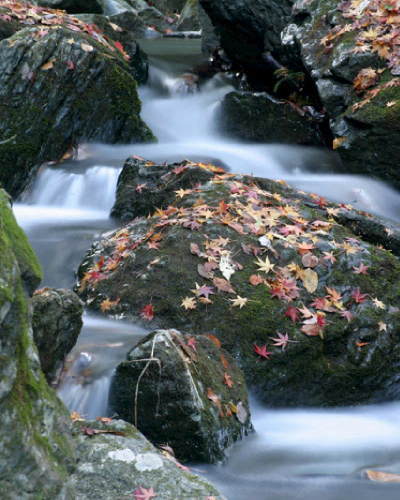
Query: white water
[[14, 39, 400, 499]]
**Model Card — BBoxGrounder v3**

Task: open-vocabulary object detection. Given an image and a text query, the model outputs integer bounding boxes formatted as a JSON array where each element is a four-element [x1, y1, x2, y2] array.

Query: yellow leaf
[[41, 59, 55, 70], [365, 470, 400, 483], [332, 136, 347, 149], [301, 268, 318, 293]]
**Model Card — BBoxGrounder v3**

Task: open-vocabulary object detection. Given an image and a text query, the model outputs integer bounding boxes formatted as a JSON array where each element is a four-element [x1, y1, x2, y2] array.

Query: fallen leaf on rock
[[365, 470, 400, 483], [255, 256, 275, 274], [301, 268, 318, 293], [249, 274, 264, 286], [213, 277, 235, 294], [253, 344, 272, 359], [332, 136, 347, 149], [207, 334, 221, 348], [219, 254, 235, 280], [181, 296, 197, 310], [82, 427, 125, 437], [133, 486, 157, 500], [70, 411, 84, 422], [140, 304, 154, 321], [187, 337, 197, 351], [302, 252, 319, 268], [378, 322, 387, 332], [285, 306, 299, 322], [41, 59, 54, 70], [229, 295, 248, 308]]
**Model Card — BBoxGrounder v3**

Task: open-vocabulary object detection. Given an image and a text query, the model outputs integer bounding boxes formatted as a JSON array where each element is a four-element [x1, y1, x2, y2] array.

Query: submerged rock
[[109, 329, 252, 463], [32, 288, 83, 385], [77, 160, 400, 407], [69, 418, 224, 499], [0, 188, 76, 497], [0, 5, 154, 197], [291, 0, 400, 185], [220, 91, 322, 145]]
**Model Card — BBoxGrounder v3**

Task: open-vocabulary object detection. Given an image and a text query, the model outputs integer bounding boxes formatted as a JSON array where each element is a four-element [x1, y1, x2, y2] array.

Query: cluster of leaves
[[0, 0, 130, 60], [321, 0, 399, 111], [78, 166, 395, 361]]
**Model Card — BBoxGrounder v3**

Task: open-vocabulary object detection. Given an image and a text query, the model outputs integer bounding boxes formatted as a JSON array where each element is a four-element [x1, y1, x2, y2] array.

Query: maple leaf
[[285, 306, 299, 322], [352, 262, 369, 274], [253, 344, 272, 359], [255, 256, 275, 274], [297, 242, 315, 255], [207, 388, 223, 415], [70, 411, 84, 422], [181, 296, 197, 310], [133, 486, 157, 500], [341, 310, 353, 322], [229, 295, 248, 308], [192, 283, 214, 299], [351, 287, 368, 303], [270, 332, 290, 351], [223, 372, 234, 388], [301, 268, 318, 293], [135, 183, 147, 193], [175, 188, 192, 198], [140, 304, 154, 321], [378, 322, 388, 332], [100, 297, 120, 312], [172, 164, 188, 175]]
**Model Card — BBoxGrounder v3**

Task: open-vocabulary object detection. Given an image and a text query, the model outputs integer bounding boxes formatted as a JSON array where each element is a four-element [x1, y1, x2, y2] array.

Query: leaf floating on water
[[365, 470, 400, 483]]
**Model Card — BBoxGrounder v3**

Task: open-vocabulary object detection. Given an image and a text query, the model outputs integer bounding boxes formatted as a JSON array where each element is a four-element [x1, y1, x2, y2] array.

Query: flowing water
[[14, 38, 400, 499]]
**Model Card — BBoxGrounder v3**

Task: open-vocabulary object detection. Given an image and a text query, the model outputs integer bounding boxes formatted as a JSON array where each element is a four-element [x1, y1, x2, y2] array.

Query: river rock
[[74, 12, 149, 83], [199, 0, 296, 82], [0, 4, 154, 197], [76, 160, 400, 407], [32, 288, 83, 385], [111, 157, 217, 222], [290, 0, 400, 185], [0, 188, 76, 497], [69, 418, 224, 499], [109, 329, 252, 463], [220, 91, 322, 145]]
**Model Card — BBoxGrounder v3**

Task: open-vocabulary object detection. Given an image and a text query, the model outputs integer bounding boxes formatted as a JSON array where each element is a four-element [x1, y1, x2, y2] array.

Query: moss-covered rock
[[291, 0, 400, 184], [109, 329, 252, 463], [0, 5, 154, 197], [76, 161, 400, 407], [111, 158, 216, 222], [0, 188, 77, 497], [32, 288, 83, 385], [219, 91, 322, 144], [69, 418, 224, 499]]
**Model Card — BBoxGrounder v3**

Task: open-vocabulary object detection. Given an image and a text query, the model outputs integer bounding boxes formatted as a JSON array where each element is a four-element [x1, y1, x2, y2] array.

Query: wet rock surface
[[291, 0, 400, 184], [0, 4, 154, 197], [32, 287, 83, 385], [220, 91, 322, 145], [109, 329, 252, 463], [0, 188, 76, 497], [69, 418, 224, 499], [111, 157, 218, 222], [77, 161, 400, 407], [200, 0, 295, 79]]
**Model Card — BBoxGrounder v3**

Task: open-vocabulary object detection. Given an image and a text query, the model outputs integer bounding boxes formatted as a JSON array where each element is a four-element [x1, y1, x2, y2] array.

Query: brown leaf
[[213, 277, 236, 294], [365, 470, 400, 483], [301, 268, 318, 293], [302, 252, 319, 268]]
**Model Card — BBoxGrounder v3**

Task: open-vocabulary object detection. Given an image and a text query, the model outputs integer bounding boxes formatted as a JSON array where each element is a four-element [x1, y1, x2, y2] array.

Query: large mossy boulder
[[69, 418, 224, 499], [32, 287, 83, 385], [0, 188, 76, 497], [0, 4, 154, 197], [291, 0, 400, 184], [219, 91, 322, 144], [76, 160, 400, 407], [109, 329, 252, 463], [199, 0, 296, 80]]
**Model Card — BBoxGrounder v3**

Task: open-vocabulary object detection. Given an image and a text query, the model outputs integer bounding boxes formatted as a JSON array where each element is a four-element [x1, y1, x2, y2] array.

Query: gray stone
[[69, 419, 224, 499]]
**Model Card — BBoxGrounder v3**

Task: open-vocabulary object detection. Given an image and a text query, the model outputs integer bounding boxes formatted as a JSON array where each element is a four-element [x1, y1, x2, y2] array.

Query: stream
[[14, 38, 400, 499]]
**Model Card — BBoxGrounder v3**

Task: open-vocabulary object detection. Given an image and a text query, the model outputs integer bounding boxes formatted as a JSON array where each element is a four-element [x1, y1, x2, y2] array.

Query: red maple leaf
[[187, 336, 197, 351], [285, 306, 299, 322], [253, 344, 272, 359], [140, 304, 154, 321], [133, 486, 157, 500], [351, 288, 368, 304]]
